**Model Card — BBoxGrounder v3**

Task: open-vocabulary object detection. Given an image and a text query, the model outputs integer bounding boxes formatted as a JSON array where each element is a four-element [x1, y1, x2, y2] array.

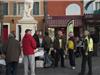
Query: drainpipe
[[44, 0, 48, 33], [0, 1, 3, 39]]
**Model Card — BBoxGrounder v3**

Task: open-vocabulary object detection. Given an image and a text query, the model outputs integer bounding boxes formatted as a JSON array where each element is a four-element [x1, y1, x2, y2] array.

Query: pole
[[44, 0, 48, 33], [0, 1, 3, 39]]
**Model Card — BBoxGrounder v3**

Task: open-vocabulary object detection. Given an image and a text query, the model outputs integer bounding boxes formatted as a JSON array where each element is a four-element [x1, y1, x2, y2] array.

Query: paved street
[[35, 57, 100, 75], [1, 54, 100, 75]]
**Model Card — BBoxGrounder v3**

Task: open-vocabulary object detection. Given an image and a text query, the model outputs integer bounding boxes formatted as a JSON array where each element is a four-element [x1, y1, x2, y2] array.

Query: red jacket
[[22, 34, 36, 55]]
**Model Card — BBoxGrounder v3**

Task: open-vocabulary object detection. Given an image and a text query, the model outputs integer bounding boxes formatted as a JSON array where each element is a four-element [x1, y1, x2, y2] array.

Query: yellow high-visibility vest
[[85, 37, 93, 52], [68, 40, 74, 49]]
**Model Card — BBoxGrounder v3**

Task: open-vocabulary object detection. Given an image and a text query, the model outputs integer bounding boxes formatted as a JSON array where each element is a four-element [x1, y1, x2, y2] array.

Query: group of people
[[0, 29, 94, 75], [67, 30, 94, 75]]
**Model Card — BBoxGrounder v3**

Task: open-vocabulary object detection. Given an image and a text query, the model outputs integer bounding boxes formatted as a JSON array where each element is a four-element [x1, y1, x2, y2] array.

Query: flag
[[85, 0, 95, 10], [67, 20, 74, 42]]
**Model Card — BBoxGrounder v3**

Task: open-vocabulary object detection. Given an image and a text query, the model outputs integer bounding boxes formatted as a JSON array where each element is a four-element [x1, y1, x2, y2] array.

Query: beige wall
[[3, 1, 44, 32], [3, 16, 44, 32]]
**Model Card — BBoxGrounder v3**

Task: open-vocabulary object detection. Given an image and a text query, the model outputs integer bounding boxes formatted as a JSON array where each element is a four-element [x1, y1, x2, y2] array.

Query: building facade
[[0, 1, 3, 37], [46, 0, 83, 40], [83, 0, 100, 42], [2, 0, 44, 42], [83, 0, 100, 55]]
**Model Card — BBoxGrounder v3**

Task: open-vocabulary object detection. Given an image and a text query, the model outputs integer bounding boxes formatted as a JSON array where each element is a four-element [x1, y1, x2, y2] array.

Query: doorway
[[16, 25, 21, 41], [2, 25, 8, 43], [74, 27, 80, 37]]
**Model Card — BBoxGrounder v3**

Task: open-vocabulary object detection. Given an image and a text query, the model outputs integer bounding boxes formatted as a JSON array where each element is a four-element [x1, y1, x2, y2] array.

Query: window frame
[[16, 2, 24, 16], [95, 2, 100, 10], [66, 3, 81, 16], [32, 1, 40, 16], [3, 2, 8, 15], [13, 2, 17, 15]]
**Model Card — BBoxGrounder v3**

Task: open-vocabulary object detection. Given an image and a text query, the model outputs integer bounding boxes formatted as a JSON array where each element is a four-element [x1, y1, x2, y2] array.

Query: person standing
[[78, 30, 94, 75], [33, 31, 40, 48], [0, 36, 3, 55], [53, 30, 66, 68], [75, 36, 81, 57], [67, 32, 76, 69], [79, 33, 84, 56], [22, 29, 36, 75], [43, 32, 52, 67], [5, 31, 21, 75], [38, 31, 44, 48], [44, 32, 52, 54]]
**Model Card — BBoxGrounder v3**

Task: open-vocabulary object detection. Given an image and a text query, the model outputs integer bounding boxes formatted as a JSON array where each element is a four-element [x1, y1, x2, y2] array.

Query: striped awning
[[46, 16, 83, 27]]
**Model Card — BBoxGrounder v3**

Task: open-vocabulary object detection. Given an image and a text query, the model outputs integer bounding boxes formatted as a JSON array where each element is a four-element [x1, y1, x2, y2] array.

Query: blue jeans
[[24, 54, 35, 75], [44, 51, 52, 67]]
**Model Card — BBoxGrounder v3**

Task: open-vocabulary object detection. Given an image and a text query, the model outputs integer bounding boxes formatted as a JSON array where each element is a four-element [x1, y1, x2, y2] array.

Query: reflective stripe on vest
[[85, 37, 93, 52]]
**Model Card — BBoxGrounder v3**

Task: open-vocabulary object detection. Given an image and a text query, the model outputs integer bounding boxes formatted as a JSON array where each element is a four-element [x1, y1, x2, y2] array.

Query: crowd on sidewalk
[[0, 29, 95, 75]]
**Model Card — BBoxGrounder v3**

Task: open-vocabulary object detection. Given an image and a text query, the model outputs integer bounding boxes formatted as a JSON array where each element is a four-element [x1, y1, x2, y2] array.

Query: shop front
[[84, 14, 100, 56], [46, 16, 83, 41], [84, 14, 100, 42]]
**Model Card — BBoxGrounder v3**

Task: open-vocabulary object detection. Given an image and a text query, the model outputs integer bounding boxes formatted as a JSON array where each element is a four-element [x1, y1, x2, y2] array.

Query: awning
[[84, 14, 100, 25], [46, 16, 83, 28], [94, 9, 100, 14]]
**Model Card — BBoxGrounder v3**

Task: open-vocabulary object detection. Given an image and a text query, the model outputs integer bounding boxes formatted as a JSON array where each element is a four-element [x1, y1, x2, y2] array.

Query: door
[[2, 25, 8, 43], [18, 25, 21, 41]]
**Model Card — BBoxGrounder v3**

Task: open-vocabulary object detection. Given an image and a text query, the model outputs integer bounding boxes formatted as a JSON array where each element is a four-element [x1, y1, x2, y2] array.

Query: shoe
[[61, 66, 66, 68], [72, 67, 76, 70], [78, 72, 84, 75], [55, 64, 58, 67], [87, 72, 92, 75]]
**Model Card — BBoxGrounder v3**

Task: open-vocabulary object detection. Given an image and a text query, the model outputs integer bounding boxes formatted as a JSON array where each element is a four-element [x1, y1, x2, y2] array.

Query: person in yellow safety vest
[[68, 40, 74, 50], [78, 30, 94, 75], [67, 32, 76, 70]]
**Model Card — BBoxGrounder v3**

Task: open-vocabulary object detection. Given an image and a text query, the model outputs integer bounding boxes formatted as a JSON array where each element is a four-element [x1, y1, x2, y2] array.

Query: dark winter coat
[[6, 37, 21, 62], [43, 36, 52, 51], [33, 34, 40, 48], [53, 36, 66, 50]]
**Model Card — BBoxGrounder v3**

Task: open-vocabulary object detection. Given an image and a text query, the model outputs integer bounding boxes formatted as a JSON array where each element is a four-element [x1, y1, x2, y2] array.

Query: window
[[3, 2, 8, 15], [33, 2, 39, 15], [66, 4, 81, 15], [13, 2, 16, 15], [95, 2, 100, 10], [17, 3, 24, 16]]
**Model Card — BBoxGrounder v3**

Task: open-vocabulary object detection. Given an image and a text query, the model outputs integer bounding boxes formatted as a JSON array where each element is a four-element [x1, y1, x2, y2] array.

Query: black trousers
[[6, 62, 18, 75], [55, 49, 65, 67], [68, 49, 75, 67], [93, 43, 97, 56], [80, 53, 92, 75]]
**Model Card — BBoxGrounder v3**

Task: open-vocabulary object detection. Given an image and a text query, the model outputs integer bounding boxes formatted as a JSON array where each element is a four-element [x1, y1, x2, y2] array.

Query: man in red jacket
[[22, 29, 36, 75]]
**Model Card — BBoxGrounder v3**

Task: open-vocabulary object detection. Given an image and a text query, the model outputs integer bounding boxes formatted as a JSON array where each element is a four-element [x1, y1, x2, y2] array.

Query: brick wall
[[48, 1, 83, 16], [2, 1, 44, 32]]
